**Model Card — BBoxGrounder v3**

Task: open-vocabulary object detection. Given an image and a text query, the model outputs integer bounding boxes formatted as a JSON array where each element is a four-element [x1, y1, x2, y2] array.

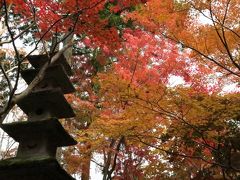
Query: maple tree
[[64, 27, 240, 179], [127, 0, 240, 80], [67, 2, 240, 177], [78, 32, 239, 177], [86, 72, 240, 179], [0, 0, 144, 177], [0, 0, 146, 121], [0, 0, 150, 179], [0, 0, 240, 179]]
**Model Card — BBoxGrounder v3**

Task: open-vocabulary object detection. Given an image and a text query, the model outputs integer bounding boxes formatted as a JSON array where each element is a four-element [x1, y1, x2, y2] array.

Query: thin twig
[[0, 63, 13, 92]]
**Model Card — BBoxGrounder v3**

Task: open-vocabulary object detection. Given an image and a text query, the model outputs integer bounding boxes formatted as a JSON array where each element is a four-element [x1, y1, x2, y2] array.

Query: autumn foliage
[[1, 0, 240, 179]]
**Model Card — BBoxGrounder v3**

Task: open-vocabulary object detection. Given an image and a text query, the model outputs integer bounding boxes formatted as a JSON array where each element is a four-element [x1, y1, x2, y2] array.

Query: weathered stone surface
[[27, 53, 72, 76], [17, 88, 75, 120], [1, 118, 77, 158], [0, 156, 75, 180], [21, 65, 75, 94], [0, 52, 77, 179]]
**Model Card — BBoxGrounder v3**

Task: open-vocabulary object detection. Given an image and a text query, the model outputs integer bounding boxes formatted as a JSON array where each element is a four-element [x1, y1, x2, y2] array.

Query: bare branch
[[136, 136, 235, 171], [0, 63, 13, 92], [0, 42, 73, 123], [165, 34, 240, 77], [2, 0, 22, 122], [209, 2, 240, 72], [190, 2, 240, 39], [13, 42, 73, 103], [0, 22, 35, 46]]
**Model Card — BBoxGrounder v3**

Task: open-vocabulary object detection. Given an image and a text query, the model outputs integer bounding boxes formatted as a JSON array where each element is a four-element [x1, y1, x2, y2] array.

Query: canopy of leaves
[[1, 0, 240, 179]]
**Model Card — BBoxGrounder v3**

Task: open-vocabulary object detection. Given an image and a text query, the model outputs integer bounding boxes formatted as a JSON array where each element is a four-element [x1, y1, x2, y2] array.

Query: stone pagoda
[[0, 53, 77, 180]]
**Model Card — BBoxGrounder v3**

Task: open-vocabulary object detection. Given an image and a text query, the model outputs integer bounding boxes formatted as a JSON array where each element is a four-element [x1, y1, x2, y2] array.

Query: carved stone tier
[[1, 118, 77, 158], [0, 156, 75, 180], [17, 88, 75, 120], [21, 65, 75, 94], [0, 52, 77, 179], [27, 54, 72, 76]]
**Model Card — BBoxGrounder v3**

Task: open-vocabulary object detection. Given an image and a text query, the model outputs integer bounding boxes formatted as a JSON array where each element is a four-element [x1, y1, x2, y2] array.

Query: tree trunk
[[81, 153, 91, 180]]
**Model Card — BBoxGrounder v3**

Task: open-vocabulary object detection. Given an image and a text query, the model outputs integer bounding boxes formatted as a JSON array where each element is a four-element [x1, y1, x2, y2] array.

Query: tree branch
[[0, 42, 73, 123]]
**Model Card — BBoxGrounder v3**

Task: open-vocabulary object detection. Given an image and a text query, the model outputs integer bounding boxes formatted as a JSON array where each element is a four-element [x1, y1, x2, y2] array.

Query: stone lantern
[[0, 54, 77, 179]]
